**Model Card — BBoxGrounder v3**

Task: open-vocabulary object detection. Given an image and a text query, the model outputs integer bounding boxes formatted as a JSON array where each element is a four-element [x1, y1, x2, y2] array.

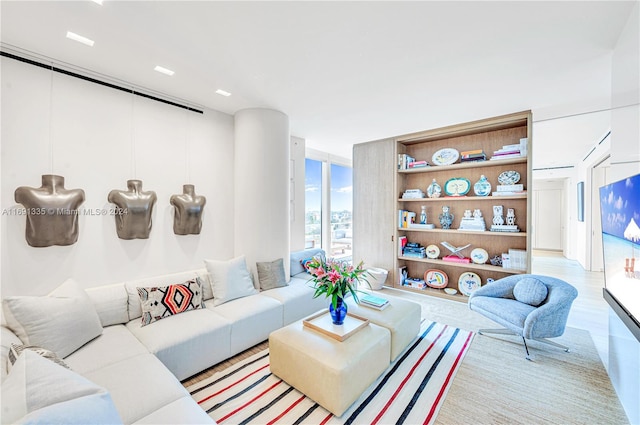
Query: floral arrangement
[[306, 256, 369, 309]]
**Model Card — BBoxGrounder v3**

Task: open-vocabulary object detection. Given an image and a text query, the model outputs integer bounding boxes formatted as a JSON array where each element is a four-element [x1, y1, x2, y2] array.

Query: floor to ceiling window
[[329, 164, 353, 260], [304, 158, 323, 249], [304, 156, 353, 261]]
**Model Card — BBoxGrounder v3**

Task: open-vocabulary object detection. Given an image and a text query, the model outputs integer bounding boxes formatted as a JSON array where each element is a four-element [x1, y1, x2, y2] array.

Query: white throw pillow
[[204, 256, 258, 306], [1, 350, 122, 424], [2, 279, 103, 358]]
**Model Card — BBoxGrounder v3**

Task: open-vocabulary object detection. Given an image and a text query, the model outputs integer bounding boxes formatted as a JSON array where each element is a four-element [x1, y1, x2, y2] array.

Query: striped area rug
[[188, 321, 474, 425]]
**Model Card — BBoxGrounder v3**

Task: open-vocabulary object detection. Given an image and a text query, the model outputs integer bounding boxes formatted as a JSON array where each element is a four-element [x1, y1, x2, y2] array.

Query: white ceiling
[[1, 1, 636, 167]]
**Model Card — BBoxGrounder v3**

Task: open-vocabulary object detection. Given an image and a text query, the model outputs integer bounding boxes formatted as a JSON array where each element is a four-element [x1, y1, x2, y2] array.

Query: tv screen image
[[600, 173, 640, 325]]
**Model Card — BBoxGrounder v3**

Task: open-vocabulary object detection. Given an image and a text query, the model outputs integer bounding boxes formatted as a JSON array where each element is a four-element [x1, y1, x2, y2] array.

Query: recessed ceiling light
[[66, 31, 94, 47], [91, 0, 103, 5], [215, 89, 231, 97], [154, 66, 175, 76]]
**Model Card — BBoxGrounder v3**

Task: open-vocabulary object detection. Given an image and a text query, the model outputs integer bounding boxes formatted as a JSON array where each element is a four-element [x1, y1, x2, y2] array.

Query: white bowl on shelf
[[444, 288, 458, 295]]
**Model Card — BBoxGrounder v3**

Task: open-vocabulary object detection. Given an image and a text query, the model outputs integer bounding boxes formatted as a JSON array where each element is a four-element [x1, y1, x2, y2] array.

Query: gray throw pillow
[[257, 258, 288, 291], [513, 277, 548, 307]]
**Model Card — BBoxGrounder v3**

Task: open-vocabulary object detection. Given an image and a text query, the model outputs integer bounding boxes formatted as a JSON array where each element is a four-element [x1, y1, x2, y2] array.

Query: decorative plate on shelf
[[426, 244, 440, 259], [432, 148, 460, 166], [424, 269, 449, 289], [498, 170, 521, 185], [458, 272, 482, 296], [444, 177, 471, 196], [470, 248, 489, 264]]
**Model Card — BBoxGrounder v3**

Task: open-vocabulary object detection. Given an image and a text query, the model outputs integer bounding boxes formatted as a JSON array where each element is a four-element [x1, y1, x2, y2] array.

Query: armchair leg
[[477, 328, 516, 336], [522, 337, 532, 361], [532, 338, 570, 353]]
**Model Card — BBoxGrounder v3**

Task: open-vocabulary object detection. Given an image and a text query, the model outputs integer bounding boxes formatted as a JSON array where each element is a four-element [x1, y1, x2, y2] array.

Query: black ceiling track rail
[[1, 51, 203, 114]]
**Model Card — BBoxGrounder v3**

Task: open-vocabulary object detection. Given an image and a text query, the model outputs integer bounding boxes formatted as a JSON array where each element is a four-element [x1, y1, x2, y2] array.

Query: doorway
[[590, 157, 610, 271]]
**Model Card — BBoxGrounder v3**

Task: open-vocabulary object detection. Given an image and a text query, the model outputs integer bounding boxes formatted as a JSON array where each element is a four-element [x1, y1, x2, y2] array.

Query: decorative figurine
[[108, 180, 157, 240], [492, 205, 505, 226], [459, 207, 486, 231], [420, 205, 427, 225], [14, 174, 85, 247], [490, 205, 519, 232], [427, 179, 442, 198], [439, 205, 454, 229], [170, 184, 207, 235]]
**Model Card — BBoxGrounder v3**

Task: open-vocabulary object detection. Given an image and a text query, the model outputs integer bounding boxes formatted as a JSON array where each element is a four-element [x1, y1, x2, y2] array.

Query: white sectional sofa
[[1, 249, 327, 424]]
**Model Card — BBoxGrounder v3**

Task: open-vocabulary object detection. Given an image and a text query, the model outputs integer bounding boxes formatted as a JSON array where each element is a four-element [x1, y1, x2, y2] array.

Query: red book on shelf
[[442, 255, 471, 263]]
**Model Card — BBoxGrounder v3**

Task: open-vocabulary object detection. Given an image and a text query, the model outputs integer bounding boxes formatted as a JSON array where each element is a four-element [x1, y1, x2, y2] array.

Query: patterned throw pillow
[[137, 278, 205, 327], [8, 343, 70, 372]]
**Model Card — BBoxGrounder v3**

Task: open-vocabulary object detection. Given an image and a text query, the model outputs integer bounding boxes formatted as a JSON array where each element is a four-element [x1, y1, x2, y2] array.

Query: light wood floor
[[531, 249, 609, 368]]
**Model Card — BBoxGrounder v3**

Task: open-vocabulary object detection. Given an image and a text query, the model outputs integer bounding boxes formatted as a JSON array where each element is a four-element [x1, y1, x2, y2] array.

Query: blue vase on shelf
[[329, 297, 348, 325]]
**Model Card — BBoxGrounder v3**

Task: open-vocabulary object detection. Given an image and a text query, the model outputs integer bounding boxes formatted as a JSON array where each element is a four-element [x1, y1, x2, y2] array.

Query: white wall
[[233, 108, 290, 278], [290, 136, 306, 252], [1, 57, 235, 296], [608, 2, 640, 424]]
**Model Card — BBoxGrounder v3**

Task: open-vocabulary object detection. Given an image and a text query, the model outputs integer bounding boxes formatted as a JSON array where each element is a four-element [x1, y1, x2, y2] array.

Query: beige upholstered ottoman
[[347, 295, 421, 361], [269, 319, 390, 417]]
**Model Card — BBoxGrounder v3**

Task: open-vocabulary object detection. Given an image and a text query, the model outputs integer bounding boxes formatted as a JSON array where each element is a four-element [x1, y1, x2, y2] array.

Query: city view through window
[[305, 159, 353, 261]]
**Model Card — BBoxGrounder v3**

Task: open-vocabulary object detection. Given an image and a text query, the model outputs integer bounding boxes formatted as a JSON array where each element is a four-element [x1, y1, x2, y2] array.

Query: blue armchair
[[468, 274, 578, 360]]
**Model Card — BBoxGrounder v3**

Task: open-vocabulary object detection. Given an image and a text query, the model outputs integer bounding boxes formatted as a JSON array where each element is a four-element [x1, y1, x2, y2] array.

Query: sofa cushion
[[82, 352, 189, 424], [64, 325, 150, 375], [86, 282, 129, 326], [257, 258, 288, 290], [206, 294, 283, 355], [137, 278, 205, 326], [513, 277, 548, 307], [8, 343, 69, 371], [289, 248, 326, 276], [133, 396, 215, 424], [205, 255, 258, 306], [126, 309, 232, 381], [2, 278, 103, 358], [1, 350, 121, 425], [261, 278, 327, 325]]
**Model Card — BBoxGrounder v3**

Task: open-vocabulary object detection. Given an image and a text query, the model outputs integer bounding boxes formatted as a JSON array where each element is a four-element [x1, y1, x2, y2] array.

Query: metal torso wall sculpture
[[14, 174, 86, 247], [170, 184, 206, 235], [107, 180, 157, 240]]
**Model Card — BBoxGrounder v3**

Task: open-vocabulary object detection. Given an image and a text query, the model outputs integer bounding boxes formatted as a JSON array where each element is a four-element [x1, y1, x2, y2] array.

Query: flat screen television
[[600, 172, 640, 341]]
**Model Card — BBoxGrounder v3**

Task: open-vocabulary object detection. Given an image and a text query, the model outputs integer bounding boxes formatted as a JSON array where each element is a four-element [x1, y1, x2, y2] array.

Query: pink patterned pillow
[[137, 278, 205, 327]]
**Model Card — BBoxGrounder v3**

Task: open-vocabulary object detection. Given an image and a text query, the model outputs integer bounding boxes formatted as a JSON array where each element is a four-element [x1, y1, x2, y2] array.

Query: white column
[[234, 108, 291, 278]]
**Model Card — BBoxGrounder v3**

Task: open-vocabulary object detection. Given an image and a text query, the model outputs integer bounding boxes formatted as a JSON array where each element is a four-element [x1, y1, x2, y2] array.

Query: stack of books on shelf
[[398, 154, 430, 170], [398, 236, 408, 255], [460, 149, 486, 162], [360, 294, 390, 310], [492, 184, 526, 196], [489, 138, 528, 160], [404, 277, 426, 289], [403, 242, 426, 258], [401, 189, 426, 199], [398, 210, 418, 228]]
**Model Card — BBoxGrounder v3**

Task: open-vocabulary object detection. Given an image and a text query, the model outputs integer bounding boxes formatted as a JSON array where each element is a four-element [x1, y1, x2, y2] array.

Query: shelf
[[397, 227, 526, 237], [398, 157, 526, 174], [397, 284, 470, 301], [398, 256, 526, 274], [398, 195, 527, 202]]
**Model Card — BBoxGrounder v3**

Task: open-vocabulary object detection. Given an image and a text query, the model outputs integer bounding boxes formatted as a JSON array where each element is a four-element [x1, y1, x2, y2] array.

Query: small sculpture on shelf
[[439, 205, 454, 229], [506, 208, 516, 226], [492, 205, 504, 226], [459, 207, 486, 231], [490, 205, 519, 232], [420, 205, 427, 225], [427, 179, 442, 198]]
